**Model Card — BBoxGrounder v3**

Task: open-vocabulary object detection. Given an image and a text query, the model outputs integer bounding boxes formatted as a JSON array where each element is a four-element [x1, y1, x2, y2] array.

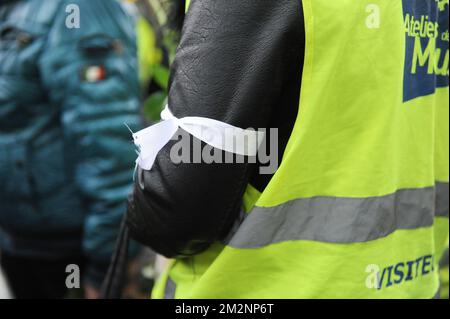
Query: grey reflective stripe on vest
[[436, 182, 449, 218], [229, 185, 447, 249]]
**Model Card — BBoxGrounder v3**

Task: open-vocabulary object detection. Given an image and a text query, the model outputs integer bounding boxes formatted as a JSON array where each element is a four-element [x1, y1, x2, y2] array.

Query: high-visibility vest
[[440, 245, 449, 299], [153, 0, 449, 298]]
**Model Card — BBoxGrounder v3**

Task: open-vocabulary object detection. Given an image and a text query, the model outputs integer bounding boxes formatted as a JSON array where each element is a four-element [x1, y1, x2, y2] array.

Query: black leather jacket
[[127, 0, 305, 257]]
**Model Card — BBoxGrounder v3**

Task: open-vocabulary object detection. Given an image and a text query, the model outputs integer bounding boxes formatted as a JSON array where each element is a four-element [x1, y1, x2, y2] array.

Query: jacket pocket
[[0, 141, 36, 202], [29, 136, 68, 197], [0, 21, 46, 76], [0, 23, 36, 51]]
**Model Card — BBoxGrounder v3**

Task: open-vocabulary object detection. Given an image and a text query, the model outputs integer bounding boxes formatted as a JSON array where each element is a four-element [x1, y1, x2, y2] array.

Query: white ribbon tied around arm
[[132, 106, 265, 171]]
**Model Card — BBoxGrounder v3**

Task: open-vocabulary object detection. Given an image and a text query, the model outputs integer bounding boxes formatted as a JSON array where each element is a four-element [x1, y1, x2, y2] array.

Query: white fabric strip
[[133, 105, 265, 171]]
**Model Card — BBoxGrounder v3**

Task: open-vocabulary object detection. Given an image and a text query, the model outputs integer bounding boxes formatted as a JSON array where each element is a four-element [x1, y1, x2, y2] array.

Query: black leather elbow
[[126, 186, 187, 258], [126, 152, 248, 258]]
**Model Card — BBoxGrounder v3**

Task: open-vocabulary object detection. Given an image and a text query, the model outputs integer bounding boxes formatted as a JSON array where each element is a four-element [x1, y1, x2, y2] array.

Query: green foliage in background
[[138, 0, 181, 123]]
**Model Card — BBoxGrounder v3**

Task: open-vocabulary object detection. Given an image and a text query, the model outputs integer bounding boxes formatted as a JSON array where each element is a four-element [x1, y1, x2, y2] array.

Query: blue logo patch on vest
[[402, 0, 449, 102]]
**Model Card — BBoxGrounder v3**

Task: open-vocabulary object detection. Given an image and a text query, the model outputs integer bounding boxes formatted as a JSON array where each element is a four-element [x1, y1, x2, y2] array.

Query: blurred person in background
[[0, 0, 140, 299]]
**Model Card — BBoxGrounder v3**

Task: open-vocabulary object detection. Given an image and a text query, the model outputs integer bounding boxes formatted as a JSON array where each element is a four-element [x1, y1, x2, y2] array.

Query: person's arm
[[127, 0, 304, 257], [39, 0, 141, 290]]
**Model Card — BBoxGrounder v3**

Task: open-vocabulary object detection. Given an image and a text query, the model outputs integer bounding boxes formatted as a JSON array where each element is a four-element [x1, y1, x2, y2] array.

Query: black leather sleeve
[[127, 0, 304, 258]]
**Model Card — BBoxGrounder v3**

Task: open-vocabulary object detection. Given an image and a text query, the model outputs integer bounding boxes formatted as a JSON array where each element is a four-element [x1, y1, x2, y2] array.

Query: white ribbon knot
[[133, 106, 265, 171]]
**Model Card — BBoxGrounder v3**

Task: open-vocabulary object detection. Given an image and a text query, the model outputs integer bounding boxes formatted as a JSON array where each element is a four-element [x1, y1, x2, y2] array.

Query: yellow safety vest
[[154, 0, 449, 299]]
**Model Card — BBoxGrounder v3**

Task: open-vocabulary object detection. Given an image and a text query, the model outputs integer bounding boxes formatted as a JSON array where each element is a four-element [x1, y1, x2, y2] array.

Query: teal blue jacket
[[0, 0, 140, 286]]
